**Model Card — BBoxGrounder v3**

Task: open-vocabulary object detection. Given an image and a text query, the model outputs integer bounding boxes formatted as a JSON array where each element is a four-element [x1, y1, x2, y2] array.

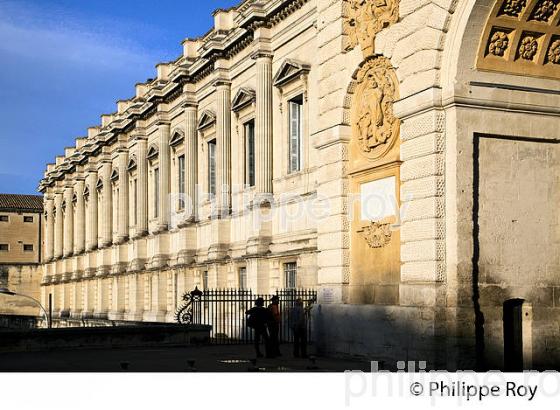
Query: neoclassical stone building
[[39, 0, 560, 370]]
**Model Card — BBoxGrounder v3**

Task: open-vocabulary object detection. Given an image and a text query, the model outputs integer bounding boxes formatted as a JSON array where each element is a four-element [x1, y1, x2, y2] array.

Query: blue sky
[[0, 0, 237, 195]]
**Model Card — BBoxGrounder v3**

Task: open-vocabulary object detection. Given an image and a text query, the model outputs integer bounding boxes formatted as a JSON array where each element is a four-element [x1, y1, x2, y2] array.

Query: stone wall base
[[312, 304, 475, 370], [313, 304, 560, 371]]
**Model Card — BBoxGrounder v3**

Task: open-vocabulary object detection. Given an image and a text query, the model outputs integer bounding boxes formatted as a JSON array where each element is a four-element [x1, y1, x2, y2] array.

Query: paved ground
[[0, 343, 372, 372]]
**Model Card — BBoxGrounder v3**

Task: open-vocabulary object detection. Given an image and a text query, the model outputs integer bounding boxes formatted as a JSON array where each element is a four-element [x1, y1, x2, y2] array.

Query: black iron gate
[[176, 287, 317, 344]]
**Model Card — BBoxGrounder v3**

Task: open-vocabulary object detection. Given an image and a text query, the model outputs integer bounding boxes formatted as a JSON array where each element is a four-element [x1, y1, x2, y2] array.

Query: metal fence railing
[[176, 287, 317, 344]]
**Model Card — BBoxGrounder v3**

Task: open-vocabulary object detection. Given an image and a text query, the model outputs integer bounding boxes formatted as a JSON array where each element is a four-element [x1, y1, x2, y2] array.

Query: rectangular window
[[133, 178, 138, 225], [153, 168, 160, 218], [23, 244, 33, 252], [284, 262, 297, 289], [208, 140, 216, 196], [288, 95, 303, 173], [0, 244, 8, 251], [178, 155, 185, 210], [0, 215, 8, 222], [23, 216, 33, 223], [113, 188, 119, 232], [238, 267, 247, 289], [245, 121, 255, 187]]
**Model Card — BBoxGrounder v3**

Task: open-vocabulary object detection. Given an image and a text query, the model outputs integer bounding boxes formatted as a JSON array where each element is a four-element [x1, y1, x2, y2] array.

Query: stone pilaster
[[314, 0, 352, 304], [184, 105, 198, 222], [109, 276, 125, 320], [254, 51, 274, 196], [117, 150, 129, 243], [74, 178, 86, 254], [165, 270, 178, 322], [94, 278, 109, 319], [157, 123, 171, 231], [63, 185, 74, 257], [81, 280, 89, 316], [75, 281, 83, 317], [215, 79, 232, 215], [143, 273, 167, 322], [135, 137, 149, 237], [126, 273, 144, 321], [70, 282, 78, 317], [44, 195, 55, 262], [82, 279, 95, 318], [54, 191, 64, 259], [85, 169, 98, 252], [398, 109, 446, 305]]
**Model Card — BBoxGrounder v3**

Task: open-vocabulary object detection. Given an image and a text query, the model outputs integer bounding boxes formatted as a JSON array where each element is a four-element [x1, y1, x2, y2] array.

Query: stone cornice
[[251, 50, 274, 60], [213, 78, 232, 88], [39, 0, 312, 192]]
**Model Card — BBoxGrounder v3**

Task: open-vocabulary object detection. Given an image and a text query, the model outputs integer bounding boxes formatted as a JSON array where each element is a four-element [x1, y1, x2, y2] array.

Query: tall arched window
[[96, 178, 103, 239], [170, 129, 185, 212], [147, 144, 159, 219], [111, 169, 119, 236], [127, 156, 138, 228]]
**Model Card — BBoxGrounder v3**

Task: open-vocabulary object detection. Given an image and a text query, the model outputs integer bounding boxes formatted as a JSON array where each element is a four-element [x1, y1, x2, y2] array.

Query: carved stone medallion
[[548, 39, 560, 64], [500, 0, 527, 17], [357, 221, 392, 248], [344, 0, 399, 56], [350, 57, 400, 160], [488, 31, 510, 57]]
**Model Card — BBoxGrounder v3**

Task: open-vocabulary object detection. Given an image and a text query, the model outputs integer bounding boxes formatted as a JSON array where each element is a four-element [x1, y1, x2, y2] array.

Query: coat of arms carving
[[357, 221, 392, 248], [344, 0, 399, 56], [351, 57, 399, 159]]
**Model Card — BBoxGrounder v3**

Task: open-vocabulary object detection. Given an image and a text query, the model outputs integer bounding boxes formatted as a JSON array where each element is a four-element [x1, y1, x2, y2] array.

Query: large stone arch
[[439, 0, 560, 370], [315, 0, 560, 369], [364, 0, 560, 369]]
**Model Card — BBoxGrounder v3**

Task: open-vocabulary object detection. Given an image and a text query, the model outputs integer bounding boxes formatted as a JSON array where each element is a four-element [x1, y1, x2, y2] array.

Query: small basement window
[[23, 216, 33, 223], [23, 244, 34, 252]]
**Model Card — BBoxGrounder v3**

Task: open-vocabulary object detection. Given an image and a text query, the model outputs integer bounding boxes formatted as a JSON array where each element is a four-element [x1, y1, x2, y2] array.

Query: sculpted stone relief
[[350, 57, 399, 160], [357, 221, 392, 248], [530, 0, 558, 22], [488, 31, 510, 56], [344, 0, 399, 56], [519, 35, 539, 60], [344, 4, 401, 253], [500, 0, 527, 16], [549, 39, 560, 63], [478, 0, 560, 78]]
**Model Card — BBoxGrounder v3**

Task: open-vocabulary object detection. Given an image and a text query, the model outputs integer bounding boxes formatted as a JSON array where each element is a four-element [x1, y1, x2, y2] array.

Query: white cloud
[[0, 1, 158, 71]]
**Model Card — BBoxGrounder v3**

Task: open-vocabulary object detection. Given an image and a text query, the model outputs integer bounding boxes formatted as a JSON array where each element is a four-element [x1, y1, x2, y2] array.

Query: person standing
[[290, 298, 308, 358], [246, 297, 271, 358], [267, 295, 281, 358]]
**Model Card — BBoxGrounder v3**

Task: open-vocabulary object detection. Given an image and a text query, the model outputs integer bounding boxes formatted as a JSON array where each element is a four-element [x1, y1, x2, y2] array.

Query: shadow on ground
[[0, 343, 372, 372]]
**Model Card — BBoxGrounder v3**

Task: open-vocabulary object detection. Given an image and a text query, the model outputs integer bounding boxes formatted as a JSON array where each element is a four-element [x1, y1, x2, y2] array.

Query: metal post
[[48, 293, 53, 329]]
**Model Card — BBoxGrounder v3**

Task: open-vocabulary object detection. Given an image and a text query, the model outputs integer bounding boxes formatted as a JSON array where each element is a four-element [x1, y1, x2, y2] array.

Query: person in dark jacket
[[290, 298, 308, 358], [267, 295, 281, 358], [246, 297, 271, 358]]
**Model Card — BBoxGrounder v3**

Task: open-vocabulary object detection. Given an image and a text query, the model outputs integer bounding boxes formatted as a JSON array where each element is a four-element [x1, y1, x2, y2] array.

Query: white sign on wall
[[360, 176, 397, 221]]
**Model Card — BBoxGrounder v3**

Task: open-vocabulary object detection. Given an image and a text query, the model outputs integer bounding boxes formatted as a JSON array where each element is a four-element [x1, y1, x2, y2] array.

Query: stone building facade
[[0, 194, 43, 265], [0, 194, 43, 316], [39, 0, 560, 370]]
